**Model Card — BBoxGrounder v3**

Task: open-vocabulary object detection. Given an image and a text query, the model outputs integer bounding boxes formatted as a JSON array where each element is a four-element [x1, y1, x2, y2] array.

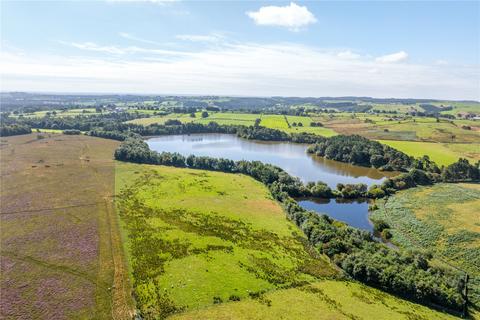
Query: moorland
[[1, 93, 479, 319]]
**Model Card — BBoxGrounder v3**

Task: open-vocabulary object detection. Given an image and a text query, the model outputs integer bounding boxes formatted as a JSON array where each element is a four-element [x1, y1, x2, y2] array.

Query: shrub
[[228, 295, 240, 302], [373, 220, 390, 233], [63, 129, 81, 135]]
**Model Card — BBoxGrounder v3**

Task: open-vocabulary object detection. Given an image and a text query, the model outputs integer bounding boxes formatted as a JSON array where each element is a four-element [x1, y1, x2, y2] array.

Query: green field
[[195, 112, 260, 126], [173, 280, 457, 320], [379, 140, 479, 166], [115, 162, 336, 317], [115, 162, 459, 319], [126, 113, 197, 126], [371, 183, 480, 311], [311, 113, 480, 143], [438, 102, 480, 116], [13, 108, 105, 118]]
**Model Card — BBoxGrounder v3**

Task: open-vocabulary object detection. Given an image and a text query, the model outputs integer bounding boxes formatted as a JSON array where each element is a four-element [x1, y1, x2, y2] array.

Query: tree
[[201, 111, 209, 118]]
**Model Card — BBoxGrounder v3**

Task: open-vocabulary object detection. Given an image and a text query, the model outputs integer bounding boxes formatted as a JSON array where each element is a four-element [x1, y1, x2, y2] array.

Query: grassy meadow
[[370, 183, 480, 311], [172, 280, 458, 320], [0, 134, 133, 319], [115, 162, 460, 319], [379, 140, 479, 166]]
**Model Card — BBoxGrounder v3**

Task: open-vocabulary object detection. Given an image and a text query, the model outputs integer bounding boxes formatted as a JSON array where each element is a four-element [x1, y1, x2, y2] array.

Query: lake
[[147, 133, 388, 232], [297, 198, 373, 232], [147, 133, 393, 188]]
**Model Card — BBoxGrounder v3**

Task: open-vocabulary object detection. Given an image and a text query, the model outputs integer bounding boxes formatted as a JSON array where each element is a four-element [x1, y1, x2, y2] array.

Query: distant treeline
[[113, 136, 468, 314], [0, 124, 32, 137]]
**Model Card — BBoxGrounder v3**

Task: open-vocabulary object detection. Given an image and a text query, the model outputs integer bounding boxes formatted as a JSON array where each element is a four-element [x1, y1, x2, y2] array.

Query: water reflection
[[147, 133, 394, 188], [297, 198, 373, 232]]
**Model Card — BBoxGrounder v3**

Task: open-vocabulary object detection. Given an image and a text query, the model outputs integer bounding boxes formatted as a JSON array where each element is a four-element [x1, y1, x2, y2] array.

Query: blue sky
[[1, 1, 479, 99]]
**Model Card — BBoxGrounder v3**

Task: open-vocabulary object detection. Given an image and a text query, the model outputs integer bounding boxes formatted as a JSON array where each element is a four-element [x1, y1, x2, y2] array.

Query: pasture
[[172, 280, 457, 320], [115, 163, 336, 317], [115, 162, 460, 319], [0, 134, 133, 319], [379, 140, 479, 166], [311, 113, 480, 143], [370, 183, 480, 310]]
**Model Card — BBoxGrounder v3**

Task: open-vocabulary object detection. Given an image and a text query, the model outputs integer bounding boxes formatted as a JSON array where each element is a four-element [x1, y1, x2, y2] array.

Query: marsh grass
[[370, 183, 480, 307]]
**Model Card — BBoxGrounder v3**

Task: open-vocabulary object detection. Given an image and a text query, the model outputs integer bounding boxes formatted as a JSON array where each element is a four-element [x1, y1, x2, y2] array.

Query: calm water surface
[[147, 133, 392, 232], [297, 198, 372, 232], [147, 133, 393, 188]]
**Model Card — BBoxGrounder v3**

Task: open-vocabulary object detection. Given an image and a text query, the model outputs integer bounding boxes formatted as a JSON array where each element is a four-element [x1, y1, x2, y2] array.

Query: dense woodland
[[0, 123, 31, 136], [307, 135, 413, 171]]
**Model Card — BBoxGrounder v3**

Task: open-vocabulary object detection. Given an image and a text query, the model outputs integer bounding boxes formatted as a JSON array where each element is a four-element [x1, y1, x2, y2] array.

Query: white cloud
[[67, 42, 126, 55], [60, 41, 192, 58], [175, 33, 223, 43], [119, 32, 162, 45], [435, 59, 448, 65], [246, 2, 317, 31], [1, 43, 478, 100], [376, 51, 408, 63], [337, 50, 360, 59]]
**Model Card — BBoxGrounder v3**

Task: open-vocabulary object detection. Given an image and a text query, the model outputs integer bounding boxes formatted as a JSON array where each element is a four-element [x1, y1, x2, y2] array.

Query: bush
[[228, 295, 240, 301], [381, 229, 392, 239], [63, 129, 81, 135], [164, 119, 182, 126], [373, 220, 390, 233]]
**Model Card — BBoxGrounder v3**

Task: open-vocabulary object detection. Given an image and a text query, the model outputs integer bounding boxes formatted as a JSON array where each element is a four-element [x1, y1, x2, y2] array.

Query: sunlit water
[[147, 133, 394, 188], [147, 133, 394, 232]]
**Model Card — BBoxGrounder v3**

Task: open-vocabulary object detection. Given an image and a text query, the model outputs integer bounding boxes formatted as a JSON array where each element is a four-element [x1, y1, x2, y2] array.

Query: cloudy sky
[[1, 1, 479, 100]]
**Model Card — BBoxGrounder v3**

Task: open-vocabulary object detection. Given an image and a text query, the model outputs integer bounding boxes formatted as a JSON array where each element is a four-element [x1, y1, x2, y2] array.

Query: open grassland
[[115, 163, 336, 318], [438, 102, 480, 116], [0, 134, 133, 319], [195, 112, 260, 126], [115, 163, 459, 319], [370, 104, 423, 113], [172, 280, 457, 320], [371, 183, 480, 311], [126, 113, 197, 126], [14, 108, 105, 118], [379, 140, 479, 166]]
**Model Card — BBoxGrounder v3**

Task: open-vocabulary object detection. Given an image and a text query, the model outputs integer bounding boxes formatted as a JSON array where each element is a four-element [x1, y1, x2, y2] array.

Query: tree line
[[0, 124, 32, 136]]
